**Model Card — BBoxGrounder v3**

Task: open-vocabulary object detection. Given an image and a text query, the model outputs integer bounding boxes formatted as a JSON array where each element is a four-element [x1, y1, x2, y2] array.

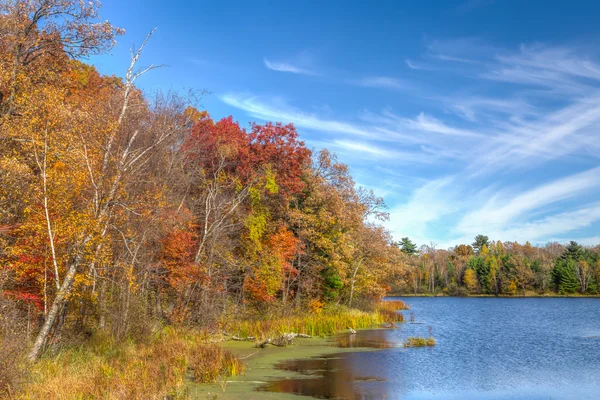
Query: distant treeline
[[393, 235, 600, 296]]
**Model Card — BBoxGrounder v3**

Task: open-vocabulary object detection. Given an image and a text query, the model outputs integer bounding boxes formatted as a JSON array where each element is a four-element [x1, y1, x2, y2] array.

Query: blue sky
[[91, 0, 600, 248]]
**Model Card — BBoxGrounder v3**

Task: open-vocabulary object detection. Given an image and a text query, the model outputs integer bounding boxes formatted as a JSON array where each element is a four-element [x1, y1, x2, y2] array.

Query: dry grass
[[188, 343, 245, 383], [12, 302, 407, 398], [17, 327, 244, 400], [0, 297, 28, 397]]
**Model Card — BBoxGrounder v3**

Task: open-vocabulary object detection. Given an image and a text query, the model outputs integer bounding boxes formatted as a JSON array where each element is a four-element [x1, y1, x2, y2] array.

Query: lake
[[259, 297, 600, 399]]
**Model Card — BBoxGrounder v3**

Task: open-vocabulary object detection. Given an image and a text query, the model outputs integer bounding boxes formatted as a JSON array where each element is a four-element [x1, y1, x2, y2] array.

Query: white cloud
[[408, 112, 482, 138], [224, 41, 600, 246], [387, 177, 458, 245], [405, 59, 435, 70], [355, 76, 408, 90], [497, 204, 600, 242], [457, 166, 600, 236], [220, 93, 378, 138], [263, 58, 317, 75]]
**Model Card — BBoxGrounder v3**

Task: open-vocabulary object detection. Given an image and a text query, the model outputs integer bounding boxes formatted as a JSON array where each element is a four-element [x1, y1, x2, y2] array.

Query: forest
[[0, 1, 404, 397], [394, 236, 600, 296], [1, 1, 599, 398]]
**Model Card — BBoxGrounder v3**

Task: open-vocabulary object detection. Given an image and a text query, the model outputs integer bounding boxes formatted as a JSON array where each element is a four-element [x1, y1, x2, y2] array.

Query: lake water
[[259, 297, 600, 399]]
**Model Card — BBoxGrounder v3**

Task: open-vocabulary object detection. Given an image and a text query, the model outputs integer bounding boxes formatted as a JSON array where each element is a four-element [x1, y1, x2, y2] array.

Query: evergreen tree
[[398, 237, 418, 255], [472, 234, 490, 254], [468, 256, 490, 294], [552, 259, 579, 294], [560, 241, 584, 261]]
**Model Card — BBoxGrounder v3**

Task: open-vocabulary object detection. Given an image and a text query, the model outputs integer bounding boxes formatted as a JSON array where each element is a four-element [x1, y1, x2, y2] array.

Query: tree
[[468, 255, 489, 294], [398, 237, 418, 255], [464, 269, 478, 293], [23, 30, 192, 360], [472, 235, 490, 254], [552, 259, 579, 294], [574, 260, 593, 294], [0, 0, 124, 116], [560, 241, 584, 261]]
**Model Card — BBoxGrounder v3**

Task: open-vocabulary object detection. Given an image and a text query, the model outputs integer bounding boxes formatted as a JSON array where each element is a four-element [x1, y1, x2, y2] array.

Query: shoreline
[[388, 293, 600, 298], [187, 332, 387, 399]]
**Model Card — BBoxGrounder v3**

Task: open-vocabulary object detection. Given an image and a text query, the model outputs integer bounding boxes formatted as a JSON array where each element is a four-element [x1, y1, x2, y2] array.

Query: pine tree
[[398, 237, 418, 255], [472, 234, 490, 254], [560, 241, 584, 261], [552, 259, 579, 294]]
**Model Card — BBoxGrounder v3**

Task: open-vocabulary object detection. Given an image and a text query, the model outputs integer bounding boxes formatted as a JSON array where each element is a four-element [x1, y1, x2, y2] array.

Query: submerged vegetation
[[403, 337, 436, 348]]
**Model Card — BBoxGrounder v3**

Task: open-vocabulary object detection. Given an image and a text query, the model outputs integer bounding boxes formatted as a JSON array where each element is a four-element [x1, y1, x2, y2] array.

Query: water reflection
[[333, 329, 398, 348], [257, 354, 389, 399]]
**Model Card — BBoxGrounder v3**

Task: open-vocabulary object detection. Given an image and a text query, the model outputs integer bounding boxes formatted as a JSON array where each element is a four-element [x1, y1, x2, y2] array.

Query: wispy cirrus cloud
[[263, 58, 317, 75], [353, 76, 408, 90], [456, 166, 600, 235], [223, 40, 600, 247], [388, 41, 600, 245], [405, 59, 436, 71], [220, 93, 376, 138]]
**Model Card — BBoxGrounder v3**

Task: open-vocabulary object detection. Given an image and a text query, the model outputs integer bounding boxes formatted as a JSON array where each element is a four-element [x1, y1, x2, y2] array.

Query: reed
[[375, 300, 409, 323], [19, 327, 244, 399], [226, 302, 406, 340]]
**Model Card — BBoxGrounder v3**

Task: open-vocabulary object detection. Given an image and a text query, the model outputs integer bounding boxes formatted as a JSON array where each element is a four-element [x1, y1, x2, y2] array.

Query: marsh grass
[[403, 337, 436, 348], [188, 343, 245, 383], [375, 300, 409, 323], [226, 302, 406, 340], [15, 302, 405, 398], [19, 327, 244, 400]]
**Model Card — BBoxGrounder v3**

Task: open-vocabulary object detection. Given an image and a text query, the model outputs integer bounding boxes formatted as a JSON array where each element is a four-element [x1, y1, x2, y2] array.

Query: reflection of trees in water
[[334, 330, 396, 349], [257, 354, 389, 399]]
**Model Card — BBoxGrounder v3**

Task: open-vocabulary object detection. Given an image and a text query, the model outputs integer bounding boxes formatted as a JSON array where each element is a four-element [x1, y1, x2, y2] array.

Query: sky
[[90, 0, 600, 249]]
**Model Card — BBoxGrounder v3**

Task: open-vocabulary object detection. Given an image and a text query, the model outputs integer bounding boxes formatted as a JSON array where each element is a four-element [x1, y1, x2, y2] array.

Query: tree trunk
[[348, 259, 362, 308], [28, 256, 80, 361]]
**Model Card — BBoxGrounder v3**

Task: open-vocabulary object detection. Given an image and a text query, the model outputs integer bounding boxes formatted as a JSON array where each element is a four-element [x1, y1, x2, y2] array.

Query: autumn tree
[[0, 0, 123, 117]]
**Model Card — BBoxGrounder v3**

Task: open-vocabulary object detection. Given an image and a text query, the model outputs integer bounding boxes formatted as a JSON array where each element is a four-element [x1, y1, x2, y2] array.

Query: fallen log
[[254, 332, 312, 348], [231, 335, 255, 341]]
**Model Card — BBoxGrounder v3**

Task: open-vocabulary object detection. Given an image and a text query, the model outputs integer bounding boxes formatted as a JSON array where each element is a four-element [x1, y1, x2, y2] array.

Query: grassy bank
[[6, 303, 407, 399], [15, 327, 243, 400]]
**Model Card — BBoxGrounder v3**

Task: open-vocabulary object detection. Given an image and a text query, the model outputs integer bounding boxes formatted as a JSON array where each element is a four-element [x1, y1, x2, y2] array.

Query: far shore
[[388, 293, 600, 298]]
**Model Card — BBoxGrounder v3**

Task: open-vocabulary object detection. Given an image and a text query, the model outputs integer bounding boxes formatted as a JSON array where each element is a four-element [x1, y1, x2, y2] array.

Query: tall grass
[[18, 328, 244, 400], [226, 302, 406, 339], [375, 300, 409, 323], [188, 343, 245, 383]]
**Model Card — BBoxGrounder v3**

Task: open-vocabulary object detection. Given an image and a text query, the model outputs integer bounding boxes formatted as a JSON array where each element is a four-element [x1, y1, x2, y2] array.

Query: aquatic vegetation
[[403, 337, 436, 348], [225, 304, 404, 340], [375, 300, 409, 323]]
